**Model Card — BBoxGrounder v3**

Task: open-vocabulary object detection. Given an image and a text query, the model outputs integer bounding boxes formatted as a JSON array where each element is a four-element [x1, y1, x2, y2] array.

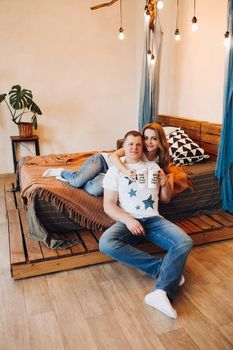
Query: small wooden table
[[10, 135, 40, 172]]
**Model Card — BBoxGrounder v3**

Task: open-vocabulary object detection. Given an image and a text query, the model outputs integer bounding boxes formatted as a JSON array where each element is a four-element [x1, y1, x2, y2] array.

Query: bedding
[[33, 160, 221, 236], [19, 151, 189, 249], [19, 152, 221, 249], [19, 152, 114, 248], [159, 160, 221, 220]]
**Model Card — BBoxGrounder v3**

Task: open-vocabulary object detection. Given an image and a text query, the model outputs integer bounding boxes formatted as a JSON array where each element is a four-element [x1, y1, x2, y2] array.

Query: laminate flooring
[[1, 174, 233, 350]]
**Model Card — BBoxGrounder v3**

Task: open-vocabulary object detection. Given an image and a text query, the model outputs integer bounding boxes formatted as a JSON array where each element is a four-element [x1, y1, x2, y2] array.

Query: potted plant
[[0, 84, 42, 137]]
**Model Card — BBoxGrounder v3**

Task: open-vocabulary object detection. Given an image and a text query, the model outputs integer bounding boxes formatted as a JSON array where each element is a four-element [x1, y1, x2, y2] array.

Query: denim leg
[[83, 173, 105, 196], [142, 216, 193, 299], [99, 221, 163, 277], [60, 154, 108, 188]]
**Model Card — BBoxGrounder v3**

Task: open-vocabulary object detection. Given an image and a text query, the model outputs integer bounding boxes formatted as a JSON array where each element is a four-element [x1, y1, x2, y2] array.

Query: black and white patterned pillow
[[167, 129, 209, 166]]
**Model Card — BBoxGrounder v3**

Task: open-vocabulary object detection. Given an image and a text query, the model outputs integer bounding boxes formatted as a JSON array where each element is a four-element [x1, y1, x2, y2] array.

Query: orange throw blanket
[[20, 152, 115, 233]]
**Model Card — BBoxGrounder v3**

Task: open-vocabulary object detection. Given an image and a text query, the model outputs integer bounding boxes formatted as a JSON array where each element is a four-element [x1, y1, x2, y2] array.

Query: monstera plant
[[0, 85, 42, 137]]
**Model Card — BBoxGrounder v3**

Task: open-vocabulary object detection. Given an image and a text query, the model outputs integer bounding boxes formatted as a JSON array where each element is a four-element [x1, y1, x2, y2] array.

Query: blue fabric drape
[[215, 0, 233, 212], [138, 12, 163, 131]]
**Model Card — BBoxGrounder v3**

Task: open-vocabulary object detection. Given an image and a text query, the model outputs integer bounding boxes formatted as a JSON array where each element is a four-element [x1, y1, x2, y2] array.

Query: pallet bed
[[6, 115, 233, 280], [5, 181, 233, 280]]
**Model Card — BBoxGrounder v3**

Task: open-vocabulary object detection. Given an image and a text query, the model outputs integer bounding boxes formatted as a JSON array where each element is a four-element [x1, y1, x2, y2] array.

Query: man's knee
[[99, 231, 120, 257], [99, 233, 113, 255], [179, 235, 193, 252]]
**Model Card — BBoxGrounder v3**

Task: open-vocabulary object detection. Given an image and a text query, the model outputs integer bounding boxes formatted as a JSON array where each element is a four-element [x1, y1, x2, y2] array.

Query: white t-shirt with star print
[[103, 160, 160, 219]]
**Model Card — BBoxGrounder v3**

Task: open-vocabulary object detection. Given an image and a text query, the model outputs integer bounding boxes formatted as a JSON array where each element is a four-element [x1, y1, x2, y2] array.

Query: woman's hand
[[158, 169, 168, 187], [158, 168, 172, 203]]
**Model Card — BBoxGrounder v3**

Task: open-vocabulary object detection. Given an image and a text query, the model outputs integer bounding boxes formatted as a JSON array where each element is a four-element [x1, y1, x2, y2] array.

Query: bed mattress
[[159, 160, 221, 220], [34, 159, 221, 233]]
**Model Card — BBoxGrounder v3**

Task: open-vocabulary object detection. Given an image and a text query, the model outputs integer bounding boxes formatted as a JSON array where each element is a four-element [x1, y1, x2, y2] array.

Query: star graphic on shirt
[[135, 205, 140, 210], [124, 176, 134, 185], [143, 195, 155, 210], [128, 189, 137, 197]]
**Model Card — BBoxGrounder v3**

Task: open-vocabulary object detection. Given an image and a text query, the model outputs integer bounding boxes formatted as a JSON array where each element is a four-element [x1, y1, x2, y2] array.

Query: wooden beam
[[90, 0, 118, 11]]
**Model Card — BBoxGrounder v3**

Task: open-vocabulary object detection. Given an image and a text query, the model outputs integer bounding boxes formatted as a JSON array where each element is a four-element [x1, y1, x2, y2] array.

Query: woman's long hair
[[142, 123, 170, 171]]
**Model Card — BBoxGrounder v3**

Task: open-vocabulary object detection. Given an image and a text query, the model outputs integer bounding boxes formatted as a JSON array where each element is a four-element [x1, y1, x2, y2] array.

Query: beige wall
[[0, 0, 228, 173], [0, 0, 139, 173], [159, 0, 228, 123]]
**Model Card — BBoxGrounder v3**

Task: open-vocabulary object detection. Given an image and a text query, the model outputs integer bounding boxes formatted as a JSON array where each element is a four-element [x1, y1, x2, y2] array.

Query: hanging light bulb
[[157, 0, 164, 10], [147, 50, 152, 57], [118, 0, 125, 40], [150, 54, 156, 64], [145, 8, 150, 22], [191, 0, 199, 32], [174, 28, 181, 41], [223, 6, 230, 47], [119, 27, 125, 40], [144, 5, 148, 16], [191, 16, 199, 32], [174, 1, 180, 41], [224, 31, 230, 47]]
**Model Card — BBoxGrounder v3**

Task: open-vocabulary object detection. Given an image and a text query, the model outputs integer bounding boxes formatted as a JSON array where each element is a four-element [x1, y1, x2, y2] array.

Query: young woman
[[110, 123, 172, 190], [43, 123, 171, 196]]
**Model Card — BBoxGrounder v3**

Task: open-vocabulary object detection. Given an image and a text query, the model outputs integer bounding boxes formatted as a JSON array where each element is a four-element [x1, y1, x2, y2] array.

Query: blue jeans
[[61, 154, 108, 196], [99, 216, 193, 299]]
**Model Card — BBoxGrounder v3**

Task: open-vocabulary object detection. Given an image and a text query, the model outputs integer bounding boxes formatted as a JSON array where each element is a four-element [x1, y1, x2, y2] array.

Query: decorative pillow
[[166, 129, 209, 166], [163, 126, 180, 136]]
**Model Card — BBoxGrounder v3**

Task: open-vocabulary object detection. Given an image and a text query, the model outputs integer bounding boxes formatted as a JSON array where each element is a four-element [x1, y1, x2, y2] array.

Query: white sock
[[179, 275, 185, 286], [144, 289, 177, 319], [55, 175, 68, 182], [42, 168, 65, 178]]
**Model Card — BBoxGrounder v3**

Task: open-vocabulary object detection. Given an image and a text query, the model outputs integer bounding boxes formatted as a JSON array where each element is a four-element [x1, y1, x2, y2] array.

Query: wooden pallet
[[5, 183, 233, 280]]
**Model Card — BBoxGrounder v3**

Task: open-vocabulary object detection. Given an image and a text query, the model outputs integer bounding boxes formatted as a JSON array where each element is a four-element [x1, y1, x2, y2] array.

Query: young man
[[99, 130, 193, 318]]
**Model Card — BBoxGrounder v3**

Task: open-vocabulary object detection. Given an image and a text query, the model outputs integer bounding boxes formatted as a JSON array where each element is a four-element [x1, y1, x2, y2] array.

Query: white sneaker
[[145, 289, 177, 319], [179, 275, 185, 286]]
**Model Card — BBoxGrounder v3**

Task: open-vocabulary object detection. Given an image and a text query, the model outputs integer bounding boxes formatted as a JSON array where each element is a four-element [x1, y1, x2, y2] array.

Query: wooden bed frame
[[6, 115, 233, 280], [158, 114, 221, 159]]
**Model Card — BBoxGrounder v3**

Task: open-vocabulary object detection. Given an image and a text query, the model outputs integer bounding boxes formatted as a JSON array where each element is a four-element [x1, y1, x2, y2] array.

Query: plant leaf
[[0, 94, 7, 103], [9, 85, 33, 110], [27, 99, 42, 115]]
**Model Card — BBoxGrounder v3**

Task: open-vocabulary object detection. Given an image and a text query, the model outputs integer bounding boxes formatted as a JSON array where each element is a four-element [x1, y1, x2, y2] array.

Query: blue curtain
[[138, 12, 163, 131], [216, 0, 233, 212]]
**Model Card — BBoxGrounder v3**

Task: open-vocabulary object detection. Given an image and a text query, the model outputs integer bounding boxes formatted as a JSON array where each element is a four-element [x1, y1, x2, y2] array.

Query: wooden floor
[[1, 173, 233, 350]]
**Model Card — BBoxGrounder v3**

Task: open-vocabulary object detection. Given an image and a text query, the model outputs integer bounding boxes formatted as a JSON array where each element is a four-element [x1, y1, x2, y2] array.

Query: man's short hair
[[123, 130, 142, 144]]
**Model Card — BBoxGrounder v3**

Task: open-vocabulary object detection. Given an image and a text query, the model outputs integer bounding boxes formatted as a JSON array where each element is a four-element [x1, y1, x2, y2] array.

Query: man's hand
[[128, 169, 137, 181], [125, 217, 145, 236], [104, 188, 145, 236]]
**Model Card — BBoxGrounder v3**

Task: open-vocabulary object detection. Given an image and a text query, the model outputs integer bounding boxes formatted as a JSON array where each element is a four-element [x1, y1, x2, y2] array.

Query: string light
[[145, 8, 150, 23], [119, 27, 125, 40], [150, 54, 156, 64], [223, 4, 230, 47], [174, 0, 181, 41], [118, 0, 125, 40], [147, 49, 152, 59], [157, 0, 164, 10], [191, 0, 199, 32], [224, 31, 230, 47], [175, 29, 181, 41]]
